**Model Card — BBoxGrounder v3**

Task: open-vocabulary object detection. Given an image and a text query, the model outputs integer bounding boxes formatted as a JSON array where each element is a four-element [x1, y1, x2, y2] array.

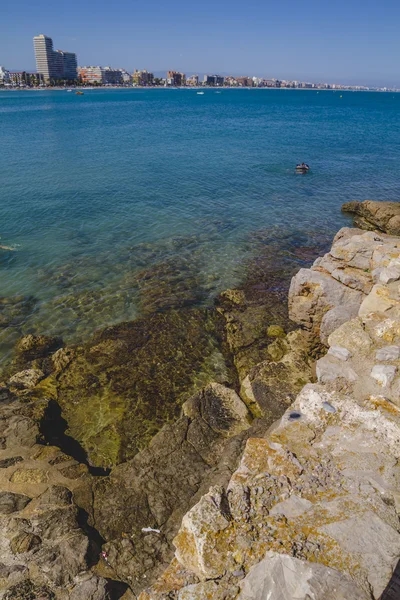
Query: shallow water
[[1, 88, 400, 361]]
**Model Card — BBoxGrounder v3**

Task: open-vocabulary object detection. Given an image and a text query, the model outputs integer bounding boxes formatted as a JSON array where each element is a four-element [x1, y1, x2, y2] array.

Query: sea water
[[1, 88, 400, 361]]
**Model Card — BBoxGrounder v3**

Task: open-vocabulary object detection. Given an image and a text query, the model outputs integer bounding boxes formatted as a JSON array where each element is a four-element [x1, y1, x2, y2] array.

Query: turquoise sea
[[1, 88, 400, 362]]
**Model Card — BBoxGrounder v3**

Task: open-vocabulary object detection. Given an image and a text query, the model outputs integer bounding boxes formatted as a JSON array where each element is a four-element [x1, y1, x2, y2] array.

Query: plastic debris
[[142, 527, 161, 534]]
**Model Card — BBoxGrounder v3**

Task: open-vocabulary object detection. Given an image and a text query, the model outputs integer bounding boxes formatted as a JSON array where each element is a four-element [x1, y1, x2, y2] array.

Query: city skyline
[[1, 0, 399, 88]]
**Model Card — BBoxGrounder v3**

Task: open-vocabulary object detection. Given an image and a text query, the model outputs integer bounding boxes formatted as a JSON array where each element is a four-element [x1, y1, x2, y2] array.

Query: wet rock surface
[[342, 200, 400, 235], [140, 226, 400, 600], [55, 308, 236, 468], [4, 221, 398, 600]]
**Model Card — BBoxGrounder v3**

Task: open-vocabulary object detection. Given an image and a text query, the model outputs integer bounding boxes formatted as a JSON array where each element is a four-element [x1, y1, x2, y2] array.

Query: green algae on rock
[[56, 308, 236, 468]]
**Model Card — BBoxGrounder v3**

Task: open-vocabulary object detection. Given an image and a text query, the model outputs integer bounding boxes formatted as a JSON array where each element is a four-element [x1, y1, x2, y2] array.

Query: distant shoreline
[[0, 86, 396, 93]]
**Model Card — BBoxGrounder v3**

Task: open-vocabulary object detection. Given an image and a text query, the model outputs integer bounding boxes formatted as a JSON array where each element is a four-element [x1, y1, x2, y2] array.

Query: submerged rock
[[55, 308, 236, 468]]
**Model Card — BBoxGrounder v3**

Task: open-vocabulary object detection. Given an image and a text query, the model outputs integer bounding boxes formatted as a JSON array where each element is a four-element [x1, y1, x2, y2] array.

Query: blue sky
[[2, 0, 399, 86]]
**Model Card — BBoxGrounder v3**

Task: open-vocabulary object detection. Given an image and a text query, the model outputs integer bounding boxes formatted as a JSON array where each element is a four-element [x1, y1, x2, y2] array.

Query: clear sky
[[2, 0, 399, 86]]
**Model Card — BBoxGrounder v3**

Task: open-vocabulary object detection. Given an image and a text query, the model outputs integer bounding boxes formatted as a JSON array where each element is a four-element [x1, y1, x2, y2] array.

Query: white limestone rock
[[359, 284, 400, 317], [371, 365, 397, 387], [321, 511, 400, 598], [269, 494, 312, 518], [328, 318, 373, 356], [320, 305, 360, 345], [316, 355, 358, 384], [380, 266, 400, 284], [376, 346, 400, 361], [237, 552, 370, 600], [327, 346, 352, 361]]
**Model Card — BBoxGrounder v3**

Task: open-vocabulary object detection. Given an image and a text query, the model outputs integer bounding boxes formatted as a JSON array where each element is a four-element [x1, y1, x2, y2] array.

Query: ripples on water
[[1, 89, 400, 363]]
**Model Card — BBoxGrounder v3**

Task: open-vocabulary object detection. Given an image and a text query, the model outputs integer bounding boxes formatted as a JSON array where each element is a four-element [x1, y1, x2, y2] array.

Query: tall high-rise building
[[58, 51, 78, 80], [33, 34, 77, 81]]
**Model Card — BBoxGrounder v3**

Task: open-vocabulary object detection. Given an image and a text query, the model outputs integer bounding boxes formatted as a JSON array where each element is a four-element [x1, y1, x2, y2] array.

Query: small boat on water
[[295, 163, 310, 174], [197, 91, 204, 95], [76, 91, 84, 95], [67, 89, 72, 92]]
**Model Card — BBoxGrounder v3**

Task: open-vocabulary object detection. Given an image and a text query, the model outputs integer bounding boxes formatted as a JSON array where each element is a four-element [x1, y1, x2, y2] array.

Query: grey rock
[[69, 575, 108, 600], [269, 495, 312, 518], [0, 491, 31, 514], [327, 346, 352, 361], [376, 346, 400, 361], [316, 355, 358, 384], [371, 365, 397, 387], [321, 305, 360, 345], [237, 551, 370, 600], [321, 511, 400, 598], [380, 266, 400, 284]]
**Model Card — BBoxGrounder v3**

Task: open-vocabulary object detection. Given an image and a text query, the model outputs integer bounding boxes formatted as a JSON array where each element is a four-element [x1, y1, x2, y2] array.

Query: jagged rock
[[380, 265, 400, 284], [15, 334, 62, 362], [0, 491, 31, 514], [237, 552, 370, 600], [51, 347, 75, 375], [288, 266, 363, 341], [3, 580, 55, 599], [8, 369, 45, 389], [10, 531, 41, 554], [342, 200, 400, 235], [359, 283, 400, 317], [289, 227, 400, 343], [69, 575, 108, 600], [1, 415, 39, 448], [240, 330, 314, 418], [143, 237, 400, 600], [81, 383, 251, 593]]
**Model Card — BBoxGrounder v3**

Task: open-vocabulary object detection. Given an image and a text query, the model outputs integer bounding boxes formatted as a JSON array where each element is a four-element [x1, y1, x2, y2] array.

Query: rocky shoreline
[[0, 201, 399, 599]]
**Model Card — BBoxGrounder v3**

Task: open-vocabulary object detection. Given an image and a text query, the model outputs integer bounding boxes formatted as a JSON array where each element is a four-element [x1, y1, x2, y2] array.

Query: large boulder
[[342, 200, 400, 235], [289, 227, 400, 344]]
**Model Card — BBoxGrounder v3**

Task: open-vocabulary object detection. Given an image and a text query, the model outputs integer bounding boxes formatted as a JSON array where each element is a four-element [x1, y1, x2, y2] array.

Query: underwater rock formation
[[139, 226, 400, 600]]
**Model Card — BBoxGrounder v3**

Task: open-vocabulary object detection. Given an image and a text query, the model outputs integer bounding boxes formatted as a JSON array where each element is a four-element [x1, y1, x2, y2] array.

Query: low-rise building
[[132, 69, 154, 86], [78, 66, 124, 85], [186, 74, 199, 86], [166, 71, 185, 86], [235, 76, 253, 87], [7, 71, 44, 87]]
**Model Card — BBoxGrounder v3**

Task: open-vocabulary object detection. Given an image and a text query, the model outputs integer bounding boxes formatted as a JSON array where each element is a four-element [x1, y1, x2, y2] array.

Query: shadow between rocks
[[39, 400, 111, 477], [380, 559, 400, 600]]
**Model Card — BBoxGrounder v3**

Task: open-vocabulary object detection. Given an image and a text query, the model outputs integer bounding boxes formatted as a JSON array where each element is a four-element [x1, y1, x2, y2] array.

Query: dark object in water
[[296, 163, 310, 174]]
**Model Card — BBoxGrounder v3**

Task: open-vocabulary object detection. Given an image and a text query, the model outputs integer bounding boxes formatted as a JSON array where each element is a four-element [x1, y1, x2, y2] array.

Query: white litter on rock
[[142, 527, 161, 534]]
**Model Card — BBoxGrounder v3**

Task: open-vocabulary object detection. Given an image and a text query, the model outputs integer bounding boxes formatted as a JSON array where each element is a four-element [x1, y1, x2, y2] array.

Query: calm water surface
[[1, 89, 400, 361]]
